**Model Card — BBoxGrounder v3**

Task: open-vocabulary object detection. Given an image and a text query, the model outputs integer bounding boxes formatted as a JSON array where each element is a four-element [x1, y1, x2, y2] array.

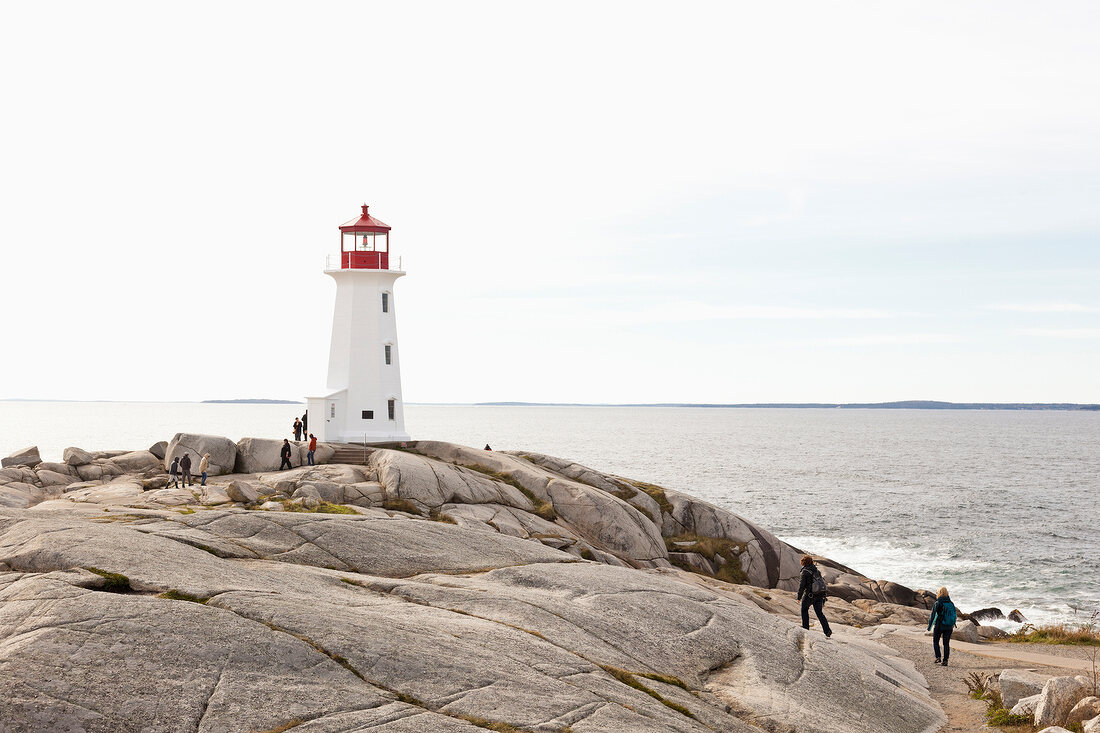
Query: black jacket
[[180, 454, 191, 471], [280, 443, 292, 459], [797, 564, 823, 601]]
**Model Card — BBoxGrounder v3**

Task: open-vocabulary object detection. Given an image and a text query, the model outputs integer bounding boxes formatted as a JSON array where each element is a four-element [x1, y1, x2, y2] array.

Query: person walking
[[279, 439, 293, 470], [293, 418, 303, 442], [307, 434, 317, 466], [928, 587, 958, 666], [796, 555, 832, 638], [167, 456, 180, 488], [198, 453, 210, 487], [179, 453, 193, 487]]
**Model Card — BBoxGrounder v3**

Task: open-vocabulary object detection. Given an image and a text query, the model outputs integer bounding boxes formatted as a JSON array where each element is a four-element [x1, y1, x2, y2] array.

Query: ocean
[[2, 401, 1096, 626]]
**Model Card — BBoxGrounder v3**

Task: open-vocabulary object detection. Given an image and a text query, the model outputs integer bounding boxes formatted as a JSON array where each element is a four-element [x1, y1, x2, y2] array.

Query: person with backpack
[[167, 456, 180, 488], [796, 555, 832, 638], [928, 587, 958, 666]]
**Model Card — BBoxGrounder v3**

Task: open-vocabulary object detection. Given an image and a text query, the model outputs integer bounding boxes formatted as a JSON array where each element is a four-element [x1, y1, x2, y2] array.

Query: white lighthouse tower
[[307, 205, 411, 444]]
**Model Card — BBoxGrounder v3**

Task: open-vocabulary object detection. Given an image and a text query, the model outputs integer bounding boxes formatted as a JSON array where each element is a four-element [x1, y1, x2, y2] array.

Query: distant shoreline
[[473, 400, 1100, 410], [2, 399, 1097, 410]]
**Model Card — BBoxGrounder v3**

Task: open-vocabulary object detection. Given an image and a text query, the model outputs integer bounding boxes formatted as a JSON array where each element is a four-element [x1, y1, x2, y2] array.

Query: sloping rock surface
[[0, 503, 944, 733]]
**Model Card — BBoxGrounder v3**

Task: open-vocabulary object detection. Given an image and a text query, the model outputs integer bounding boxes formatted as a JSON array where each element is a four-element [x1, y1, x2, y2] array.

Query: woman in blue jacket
[[927, 587, 957, 666]]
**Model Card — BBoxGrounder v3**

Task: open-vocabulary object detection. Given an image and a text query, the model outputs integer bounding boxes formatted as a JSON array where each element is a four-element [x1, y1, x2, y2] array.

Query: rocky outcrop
[[1036, 676, 1092, 728], [165, 433, 236, 476], [2, 446, 41, 468], [63, 447, 94, 466], [0, 503, 945, 733], [1070, 698, 1100, 726]]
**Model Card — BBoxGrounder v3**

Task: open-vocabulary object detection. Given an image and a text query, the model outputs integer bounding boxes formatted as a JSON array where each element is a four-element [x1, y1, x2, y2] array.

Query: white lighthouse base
[[307, 393, 411, 445]]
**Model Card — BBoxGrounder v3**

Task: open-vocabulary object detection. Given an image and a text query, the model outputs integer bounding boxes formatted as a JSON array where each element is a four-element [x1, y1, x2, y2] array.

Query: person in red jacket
[[307, 434, 317, 466]]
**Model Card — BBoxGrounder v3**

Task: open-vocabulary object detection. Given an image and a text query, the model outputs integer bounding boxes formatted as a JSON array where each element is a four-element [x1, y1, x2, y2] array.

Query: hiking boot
[[941, 660, 949, 667]]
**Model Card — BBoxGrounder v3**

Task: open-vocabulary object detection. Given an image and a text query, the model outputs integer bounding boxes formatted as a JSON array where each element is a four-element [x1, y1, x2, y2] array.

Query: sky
[[1, 1, 1098, 404]]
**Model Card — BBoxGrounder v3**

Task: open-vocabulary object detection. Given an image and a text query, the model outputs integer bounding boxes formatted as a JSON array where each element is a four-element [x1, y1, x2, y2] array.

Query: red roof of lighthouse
[[340, 204, 391, 233]]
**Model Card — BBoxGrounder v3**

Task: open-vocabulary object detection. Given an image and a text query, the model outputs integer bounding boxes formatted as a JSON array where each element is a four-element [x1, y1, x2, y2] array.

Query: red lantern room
[[338, 204, 391, 269]]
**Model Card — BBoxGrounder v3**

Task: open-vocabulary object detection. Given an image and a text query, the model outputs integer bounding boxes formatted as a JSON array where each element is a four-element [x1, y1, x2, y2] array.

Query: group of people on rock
[[166, 451, 211, 488], [797, 554, 959, 666]]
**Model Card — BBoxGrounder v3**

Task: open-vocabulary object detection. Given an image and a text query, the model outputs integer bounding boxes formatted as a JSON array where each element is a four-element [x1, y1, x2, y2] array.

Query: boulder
[[148, 441, 168, 460], [1009, 609, 1028, 623], [1012, 693, 1042, 716], [292, 485, 323, 503], [75, 463, 106, 482], [165, 434, 236, 476], [2, 446, 41, 469], [226, 481, 262, 504], [108, 451, 162, 475], [1069, 698, 1100, 726], [36, 462, 76, 477], [978, 624, 1009, 640], [63, 447, 94, 466], [1036, 728, 1075, 733], [258, 500, 284, 511], [970, 607, 1004, 623], [35, 470, 78, 488], [952, 619, 981, 643], [1086, 714, 1100, 733], [236, 438, 301, 474], [1001, 669, 1048, 709], [1035, 675, 1089, 728]]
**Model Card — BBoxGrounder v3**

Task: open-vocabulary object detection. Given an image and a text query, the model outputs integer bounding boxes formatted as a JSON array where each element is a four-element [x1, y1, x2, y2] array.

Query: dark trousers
[[801, 595, 832, 636], [933, 626, 953, 661], [279, 457, 292, 470], [182, 470, 192, 486]]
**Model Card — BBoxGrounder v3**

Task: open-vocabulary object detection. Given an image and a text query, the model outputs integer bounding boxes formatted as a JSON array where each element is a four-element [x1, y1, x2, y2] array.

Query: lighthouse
[[306, 205, 411, 444]]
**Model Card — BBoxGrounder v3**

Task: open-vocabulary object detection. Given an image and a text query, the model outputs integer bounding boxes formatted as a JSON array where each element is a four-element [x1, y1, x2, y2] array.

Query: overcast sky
[[1, 2, 1098, 404]]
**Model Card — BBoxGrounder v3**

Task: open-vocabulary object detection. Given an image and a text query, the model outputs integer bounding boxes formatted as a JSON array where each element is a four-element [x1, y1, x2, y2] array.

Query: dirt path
[[873, 626, 1094, 732]]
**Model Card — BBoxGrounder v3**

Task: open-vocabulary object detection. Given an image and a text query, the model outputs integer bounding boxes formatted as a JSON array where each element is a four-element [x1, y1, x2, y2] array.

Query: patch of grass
[[636, 672, 691, 692], [281, 500, 359, 515], [428, 508, 457, 524], [461, 464, 557, 521], [176, 507, 196, 515], [158, 589, 209, 604], [380, 498, 422, 515], [599, 665, 695, 719], [253, 721, 304, 733], [84, 567, 131, 593], [665, 534, 749, 585], [629, 481, 673, 516], [985, 707, 1031, 727], [453, 715, 526, 733], [394, 690, 424, 706], [1007, 623, 1100, 646]]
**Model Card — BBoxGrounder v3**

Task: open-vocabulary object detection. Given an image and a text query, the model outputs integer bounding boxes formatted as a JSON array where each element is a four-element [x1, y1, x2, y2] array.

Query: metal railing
[[325, 254, 403, 271]]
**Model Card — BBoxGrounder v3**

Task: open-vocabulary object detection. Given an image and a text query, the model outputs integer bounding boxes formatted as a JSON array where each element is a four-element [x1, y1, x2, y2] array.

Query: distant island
[[202, 398, 304, 404], [477, 400, 1100, 410]]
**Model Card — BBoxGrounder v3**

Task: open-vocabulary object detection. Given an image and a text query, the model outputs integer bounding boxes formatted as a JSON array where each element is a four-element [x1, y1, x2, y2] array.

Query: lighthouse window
[[388, 399, 395, 420], [385, 345, 392, 365], [381, 292, 389, 313], [361, 410, 374, 420]]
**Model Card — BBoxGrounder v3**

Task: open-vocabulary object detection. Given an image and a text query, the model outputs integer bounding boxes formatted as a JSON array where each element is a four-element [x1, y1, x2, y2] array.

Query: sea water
[[1, 401, 1096, 625]]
